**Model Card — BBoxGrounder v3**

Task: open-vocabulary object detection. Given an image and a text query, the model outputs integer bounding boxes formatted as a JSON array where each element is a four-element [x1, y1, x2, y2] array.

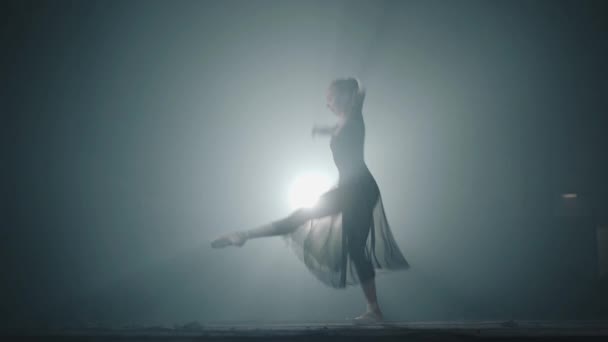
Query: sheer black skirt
[[275, 173, 409, 288]]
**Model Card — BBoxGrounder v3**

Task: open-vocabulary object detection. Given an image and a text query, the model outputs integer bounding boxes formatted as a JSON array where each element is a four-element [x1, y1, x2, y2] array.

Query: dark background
[[2, 0, 608, 329]]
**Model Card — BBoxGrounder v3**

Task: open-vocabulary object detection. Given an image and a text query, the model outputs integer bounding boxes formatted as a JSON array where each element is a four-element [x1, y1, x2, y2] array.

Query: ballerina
[[211, 78, 409, 324]]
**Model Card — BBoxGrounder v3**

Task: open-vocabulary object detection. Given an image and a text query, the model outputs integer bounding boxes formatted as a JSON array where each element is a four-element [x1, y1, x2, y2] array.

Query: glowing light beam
[[288, 172, 332, 210]]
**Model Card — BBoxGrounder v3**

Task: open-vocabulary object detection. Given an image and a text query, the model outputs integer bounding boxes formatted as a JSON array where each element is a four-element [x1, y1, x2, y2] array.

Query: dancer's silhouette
[[211, 78, 409, 324]]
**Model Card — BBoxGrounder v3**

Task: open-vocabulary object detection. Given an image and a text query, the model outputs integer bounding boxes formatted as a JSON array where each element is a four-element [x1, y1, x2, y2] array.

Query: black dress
[[277, 115, 410, 288]]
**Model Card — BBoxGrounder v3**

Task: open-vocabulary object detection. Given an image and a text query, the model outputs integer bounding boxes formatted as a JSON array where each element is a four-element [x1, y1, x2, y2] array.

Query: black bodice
[[330, 117, 370, 184]]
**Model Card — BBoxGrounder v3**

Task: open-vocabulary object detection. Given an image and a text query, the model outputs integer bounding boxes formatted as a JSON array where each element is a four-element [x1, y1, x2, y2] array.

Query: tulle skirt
[[281, 174, 410, 288]]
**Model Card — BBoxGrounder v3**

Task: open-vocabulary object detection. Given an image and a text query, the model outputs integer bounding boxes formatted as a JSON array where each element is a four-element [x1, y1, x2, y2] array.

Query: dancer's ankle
[[367, 302, 380, 313]]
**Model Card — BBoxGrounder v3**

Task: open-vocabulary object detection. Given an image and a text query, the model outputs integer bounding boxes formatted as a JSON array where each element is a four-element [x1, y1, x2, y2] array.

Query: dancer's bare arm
[[311, 124, 337, 137]]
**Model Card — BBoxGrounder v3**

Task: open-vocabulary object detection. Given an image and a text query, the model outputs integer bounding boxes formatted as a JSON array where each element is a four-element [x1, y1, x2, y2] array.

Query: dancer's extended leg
[[210, 209, 314, 248], [211, 189, 343, 248]]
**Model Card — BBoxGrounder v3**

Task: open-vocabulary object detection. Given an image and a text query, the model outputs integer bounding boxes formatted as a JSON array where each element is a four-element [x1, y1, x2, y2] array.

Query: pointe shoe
[[353, 310, 384, 325], [211, 232, 247, 248]]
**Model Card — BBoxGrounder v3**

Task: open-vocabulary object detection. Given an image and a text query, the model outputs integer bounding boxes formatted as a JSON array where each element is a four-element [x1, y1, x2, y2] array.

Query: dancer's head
[[326, 77, 365, 118]]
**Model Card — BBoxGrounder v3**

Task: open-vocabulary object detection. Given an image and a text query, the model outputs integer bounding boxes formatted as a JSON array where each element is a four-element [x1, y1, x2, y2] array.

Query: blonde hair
[[329, 77, 366, 117]]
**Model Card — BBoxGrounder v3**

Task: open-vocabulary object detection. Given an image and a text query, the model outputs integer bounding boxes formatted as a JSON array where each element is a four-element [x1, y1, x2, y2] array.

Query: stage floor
[[5, 320, 608, 341]]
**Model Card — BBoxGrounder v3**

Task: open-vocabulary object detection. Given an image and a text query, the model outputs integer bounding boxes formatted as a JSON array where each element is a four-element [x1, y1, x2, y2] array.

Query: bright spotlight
[[288, 172, 332, 210]]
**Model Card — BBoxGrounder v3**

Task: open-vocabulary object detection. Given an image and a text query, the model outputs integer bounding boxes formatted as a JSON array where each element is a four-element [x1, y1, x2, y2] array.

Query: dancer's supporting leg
[[358, 278, 383, 319], [347, 199, 383, 323]]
